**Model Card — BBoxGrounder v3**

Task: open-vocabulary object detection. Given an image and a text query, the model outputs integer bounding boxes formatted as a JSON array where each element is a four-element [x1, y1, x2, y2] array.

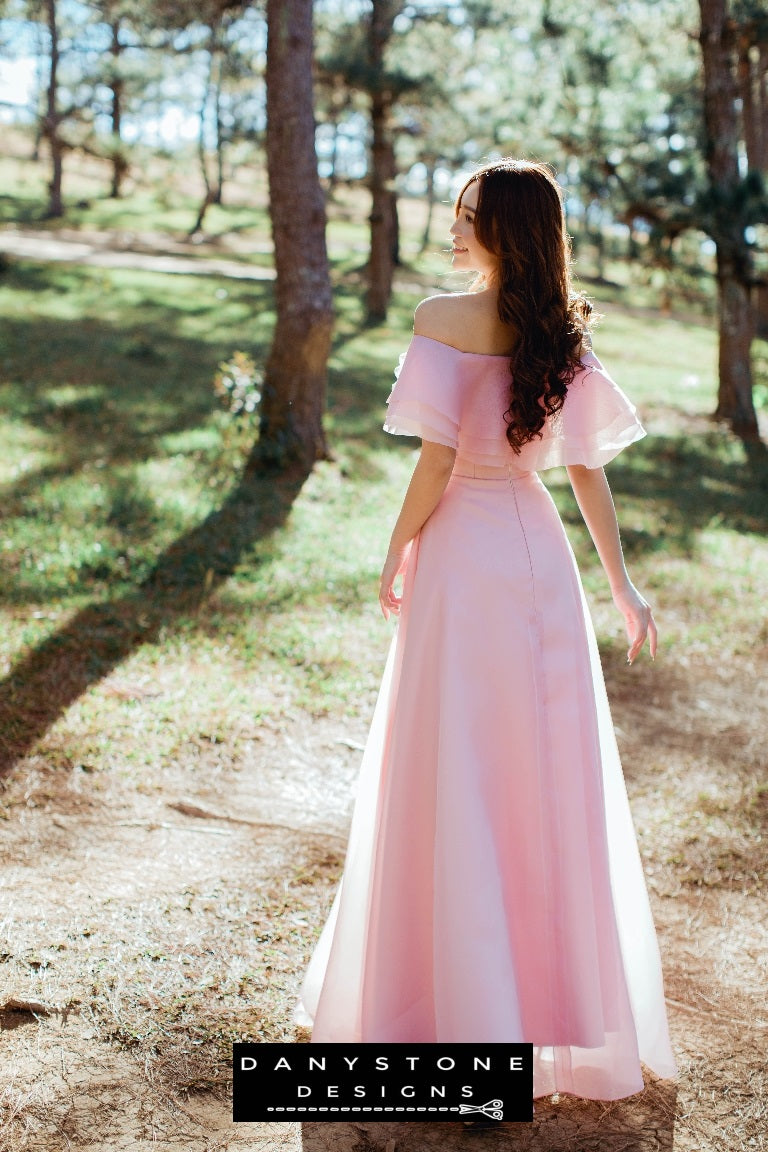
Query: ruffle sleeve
[[383, 337, 645, 471], [383, 337, 462, 449], [517, 352, 646, 472]]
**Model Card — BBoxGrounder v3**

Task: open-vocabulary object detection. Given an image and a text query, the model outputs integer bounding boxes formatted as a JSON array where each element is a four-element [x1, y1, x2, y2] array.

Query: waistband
[[452, 457, 532, 481]]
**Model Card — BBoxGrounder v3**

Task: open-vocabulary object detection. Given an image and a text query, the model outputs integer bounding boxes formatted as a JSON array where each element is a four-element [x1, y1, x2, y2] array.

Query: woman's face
[[449, 181, 498, 278]]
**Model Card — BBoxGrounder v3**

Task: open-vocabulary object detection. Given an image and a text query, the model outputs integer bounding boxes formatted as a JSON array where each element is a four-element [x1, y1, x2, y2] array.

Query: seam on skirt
[[509, 483, 569, 1064]]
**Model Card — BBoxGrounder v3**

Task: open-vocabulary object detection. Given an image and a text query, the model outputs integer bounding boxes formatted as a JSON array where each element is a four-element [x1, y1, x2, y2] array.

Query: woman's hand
[[612, 581, 657, 665], [565, 466, 657, 665], [379, 543, 412, 620]]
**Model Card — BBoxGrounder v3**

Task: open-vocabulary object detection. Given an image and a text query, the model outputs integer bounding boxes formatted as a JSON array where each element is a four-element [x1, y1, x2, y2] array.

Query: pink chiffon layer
[[295, 336, 677, 1101]]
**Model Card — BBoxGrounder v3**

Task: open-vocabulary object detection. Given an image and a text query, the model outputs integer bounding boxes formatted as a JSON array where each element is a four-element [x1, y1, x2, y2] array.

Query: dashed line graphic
[[267, 1105, 460, 1112]]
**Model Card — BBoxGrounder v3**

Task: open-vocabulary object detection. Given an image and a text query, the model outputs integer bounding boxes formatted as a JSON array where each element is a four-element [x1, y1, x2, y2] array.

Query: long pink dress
[[295, 335, 677, 1101]]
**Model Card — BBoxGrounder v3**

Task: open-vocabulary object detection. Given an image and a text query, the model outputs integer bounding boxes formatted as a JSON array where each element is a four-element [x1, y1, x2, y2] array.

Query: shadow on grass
[[0, 257, 396, 473], [0, 463, 307, 779], [554, 431, 768, 558], [0, 194, 50, 226], [0, 263, 275, 576]]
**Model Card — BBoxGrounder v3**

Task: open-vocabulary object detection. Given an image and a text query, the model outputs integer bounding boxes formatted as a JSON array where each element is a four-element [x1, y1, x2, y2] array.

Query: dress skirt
[[295, 469, 677, 1101]]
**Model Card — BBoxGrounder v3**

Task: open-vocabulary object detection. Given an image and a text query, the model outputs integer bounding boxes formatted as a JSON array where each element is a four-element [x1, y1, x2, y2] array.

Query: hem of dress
[[533, 1061, 678, 1103], [293, 1000, 678, 1103]]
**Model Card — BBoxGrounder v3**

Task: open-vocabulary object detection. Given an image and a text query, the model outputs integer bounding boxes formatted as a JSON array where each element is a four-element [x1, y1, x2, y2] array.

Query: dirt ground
[[1, 638, 766, 1152]]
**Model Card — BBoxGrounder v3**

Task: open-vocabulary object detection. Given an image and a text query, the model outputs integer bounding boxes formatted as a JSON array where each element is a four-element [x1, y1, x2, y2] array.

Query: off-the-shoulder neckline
[[410, 334, 598, 365], [411, 334, 511, 359]]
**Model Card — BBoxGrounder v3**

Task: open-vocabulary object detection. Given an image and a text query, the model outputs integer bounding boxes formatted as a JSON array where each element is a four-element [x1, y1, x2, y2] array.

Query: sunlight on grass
[[583, 305, 718, 411]]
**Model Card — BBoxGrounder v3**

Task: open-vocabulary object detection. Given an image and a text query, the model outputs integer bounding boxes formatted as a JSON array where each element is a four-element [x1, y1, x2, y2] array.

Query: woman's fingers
[[379, 581, 402, 620], [379, 547, 410, 620], [647, 612, 658, 660], [612, 583, 657, 666], [626, 605, 657, 665]]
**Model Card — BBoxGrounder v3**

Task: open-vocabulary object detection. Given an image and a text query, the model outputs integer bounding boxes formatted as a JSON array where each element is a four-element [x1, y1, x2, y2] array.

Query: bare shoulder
[[413, 293, 480, 342], [413, 293, 460, 335], [413, 292, 516, 356]]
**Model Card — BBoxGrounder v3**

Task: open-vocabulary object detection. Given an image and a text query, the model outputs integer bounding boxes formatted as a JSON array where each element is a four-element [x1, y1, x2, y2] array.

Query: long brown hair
[[454, 159, 595, 453]]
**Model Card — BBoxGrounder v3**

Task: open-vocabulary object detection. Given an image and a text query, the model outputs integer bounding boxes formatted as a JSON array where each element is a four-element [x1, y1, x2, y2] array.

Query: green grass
[[1, 183, 767, 786], [0, 131, 273, 248], [0, 252, 415, 781]]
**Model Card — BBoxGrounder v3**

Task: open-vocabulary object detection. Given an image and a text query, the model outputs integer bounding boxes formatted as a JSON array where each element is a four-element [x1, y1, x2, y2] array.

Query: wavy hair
[[455, 159, 596, 453]]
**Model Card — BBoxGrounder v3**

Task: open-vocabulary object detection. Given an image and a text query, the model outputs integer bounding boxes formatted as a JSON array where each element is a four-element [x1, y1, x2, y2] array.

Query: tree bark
[[189, 190, 215, 237], [197, 38, 214, 202], [754, 39, 768, 336], [365, 0, 400, 324], [736, 22, 768, 337], [31, 19, 47, 162], [190, 22, 219, 236], [327, 113, 340, 191], [737, 33, 759, 171], [256, 0, 333, 472], [698, 0, 758, 439], [43, 0, 64, 218], [213, 52, 225, 205], [759, 43, 768, 172], [109, 19, 128, 198]]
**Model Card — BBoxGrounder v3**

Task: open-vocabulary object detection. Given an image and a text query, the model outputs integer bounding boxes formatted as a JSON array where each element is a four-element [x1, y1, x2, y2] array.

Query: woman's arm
[[566, 464, 657, 664], [379, 440, 456, 619]]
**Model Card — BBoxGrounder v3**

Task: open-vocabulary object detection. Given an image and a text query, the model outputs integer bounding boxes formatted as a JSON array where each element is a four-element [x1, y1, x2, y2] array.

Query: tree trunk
[[419, 159, 436, 254], [191, 25, 219, 236], [256, 0, 333, 472], [737, 32, 759, 171], [736, 25, 768, 338], [189, 190, 215, 237], [31, 19, 47, 162], [44, 0, 63, 218], [109, 19, 128, 199], [585, 199, 605, 279], [365, 0, 400, 324], [756, 285, 768, 339], [698, 0, 758, 439], [367, 86, 395, 321], [197, 45, 214, 202], [391, 183, 400, 266], [327, 113, 340, 191], [754, 40, 768, 337], [214, 55, 225, 205], [759, 43, 768, 172], [713, 249, 756, 428], [325, 86, 352, 193]]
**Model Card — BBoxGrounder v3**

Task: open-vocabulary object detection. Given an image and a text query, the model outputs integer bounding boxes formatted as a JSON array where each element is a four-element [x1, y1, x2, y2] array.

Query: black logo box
[[233, 1042, 533, 1124]]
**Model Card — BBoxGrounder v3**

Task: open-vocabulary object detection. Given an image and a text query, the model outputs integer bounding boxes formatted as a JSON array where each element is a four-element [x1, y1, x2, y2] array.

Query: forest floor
[[0, 208, 767, 1151]]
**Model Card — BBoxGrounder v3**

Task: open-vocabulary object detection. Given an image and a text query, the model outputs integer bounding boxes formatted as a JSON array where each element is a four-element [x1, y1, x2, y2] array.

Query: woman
[[295, 159, 677, 1104]]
